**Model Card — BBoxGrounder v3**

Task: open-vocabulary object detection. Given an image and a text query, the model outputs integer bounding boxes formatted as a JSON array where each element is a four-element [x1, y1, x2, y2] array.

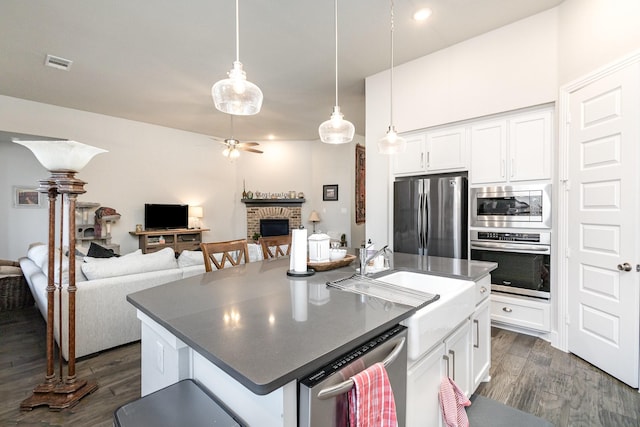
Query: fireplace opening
[[260, 219, 289, 237]]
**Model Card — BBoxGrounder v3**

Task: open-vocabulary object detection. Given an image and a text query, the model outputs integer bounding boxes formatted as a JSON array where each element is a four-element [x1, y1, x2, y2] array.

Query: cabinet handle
[[501, 159, 506, 178], [420, 152, 424, 169], [426, 151, 430, 168], [448, 350, 456, 380], [473, 319, 479, 349], [502, 306, 513, 313], [511, 158, 515, 178], [480, 286, 487, 294], [443, 354, 450, 378]]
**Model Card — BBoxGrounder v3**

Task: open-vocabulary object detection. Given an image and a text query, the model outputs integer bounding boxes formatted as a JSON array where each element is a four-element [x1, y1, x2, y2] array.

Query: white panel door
[[567, 61, 640, 387]]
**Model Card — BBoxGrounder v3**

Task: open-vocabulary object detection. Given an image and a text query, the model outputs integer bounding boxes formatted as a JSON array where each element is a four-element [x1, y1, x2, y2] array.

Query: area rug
[[467, 395, 554, 427]]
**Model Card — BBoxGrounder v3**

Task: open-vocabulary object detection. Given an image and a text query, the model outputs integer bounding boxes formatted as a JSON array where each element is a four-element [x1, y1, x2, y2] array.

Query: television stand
[[129, 228, 209, 254]]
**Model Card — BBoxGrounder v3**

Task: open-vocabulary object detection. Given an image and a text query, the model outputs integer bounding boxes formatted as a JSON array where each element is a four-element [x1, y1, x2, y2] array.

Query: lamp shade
[[212, 61, 263, 115], [318, 106, 355, 144], [378, 126, 407, 155], [189, 206, 204, 218], [13, 139, 107, 172], [308, 210, 321, 222]]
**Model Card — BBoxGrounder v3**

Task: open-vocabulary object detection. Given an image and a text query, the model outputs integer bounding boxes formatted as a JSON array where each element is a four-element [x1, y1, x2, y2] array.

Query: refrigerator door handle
[[416, 190, 423, 254], [423, 185, 430, 255]]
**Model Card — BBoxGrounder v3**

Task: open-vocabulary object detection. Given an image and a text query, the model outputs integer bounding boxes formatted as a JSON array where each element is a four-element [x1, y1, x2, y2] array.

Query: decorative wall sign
[[14, 186, 42, 208], [323, 184, 338, 201], [355, 144, 366, 224]]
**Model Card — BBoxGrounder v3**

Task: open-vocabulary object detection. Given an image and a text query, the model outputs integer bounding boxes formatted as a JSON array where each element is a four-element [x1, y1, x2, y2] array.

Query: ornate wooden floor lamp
[[14, 139, 107, 411]]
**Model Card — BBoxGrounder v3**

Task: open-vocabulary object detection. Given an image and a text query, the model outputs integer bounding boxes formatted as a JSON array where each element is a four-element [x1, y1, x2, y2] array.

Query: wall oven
[[470, 230, 551, 299], [471, 184, 551, 229]]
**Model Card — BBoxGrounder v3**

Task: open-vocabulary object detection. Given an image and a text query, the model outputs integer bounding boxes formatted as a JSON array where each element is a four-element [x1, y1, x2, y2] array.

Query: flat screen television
[[144, 204, 189, 230]]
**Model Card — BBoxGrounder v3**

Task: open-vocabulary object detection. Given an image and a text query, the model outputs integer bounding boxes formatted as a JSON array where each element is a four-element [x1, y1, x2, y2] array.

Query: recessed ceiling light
[[413, 8, 432, 21]]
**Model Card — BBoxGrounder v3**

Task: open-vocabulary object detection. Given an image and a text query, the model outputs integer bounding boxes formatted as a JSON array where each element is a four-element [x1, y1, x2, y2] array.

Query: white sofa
[[19, 245, 207, 360], [20, 243, 266, 360]]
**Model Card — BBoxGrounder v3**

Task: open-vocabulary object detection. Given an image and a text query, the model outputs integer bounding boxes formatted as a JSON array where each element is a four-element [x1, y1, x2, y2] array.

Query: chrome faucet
[[359, 244, 391, 275]]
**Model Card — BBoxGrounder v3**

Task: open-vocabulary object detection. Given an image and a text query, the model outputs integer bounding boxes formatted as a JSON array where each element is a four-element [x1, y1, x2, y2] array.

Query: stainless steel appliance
[[471, 183, 551, 229], [299, 325, 407, 427], [394, 174, 468, 258], [470, 230, 551, 299]]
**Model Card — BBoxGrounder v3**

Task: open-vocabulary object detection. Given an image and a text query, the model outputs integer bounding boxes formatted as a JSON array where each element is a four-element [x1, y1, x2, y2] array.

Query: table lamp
[[189, 205, 204, 229], [308, 210, 321, 233]]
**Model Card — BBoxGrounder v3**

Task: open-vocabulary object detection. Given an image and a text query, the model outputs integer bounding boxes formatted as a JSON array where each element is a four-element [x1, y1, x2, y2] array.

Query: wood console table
[[129, 228, 209, 254]]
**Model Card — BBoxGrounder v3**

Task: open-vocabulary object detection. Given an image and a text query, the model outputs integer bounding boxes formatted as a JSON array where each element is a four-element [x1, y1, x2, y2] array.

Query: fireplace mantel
[[241, 198, 305, 207]]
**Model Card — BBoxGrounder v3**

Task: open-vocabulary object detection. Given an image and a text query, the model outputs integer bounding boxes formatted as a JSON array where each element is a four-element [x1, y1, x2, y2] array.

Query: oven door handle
[[316, 337, 406, 400], [471, 241, 550, 253]]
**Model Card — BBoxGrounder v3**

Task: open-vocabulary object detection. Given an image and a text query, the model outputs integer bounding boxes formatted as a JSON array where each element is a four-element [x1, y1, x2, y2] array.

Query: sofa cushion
[[81, 247, 178, 280], [177, 250, 204, 268]]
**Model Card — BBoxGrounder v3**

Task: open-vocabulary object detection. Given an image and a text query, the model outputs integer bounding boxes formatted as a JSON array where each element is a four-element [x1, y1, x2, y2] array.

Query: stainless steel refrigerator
[[393, 174, 468, 258]]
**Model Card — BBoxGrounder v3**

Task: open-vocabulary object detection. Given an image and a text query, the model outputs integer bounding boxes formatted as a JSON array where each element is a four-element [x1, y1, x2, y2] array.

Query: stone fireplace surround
[[245, 206, 301, 241]]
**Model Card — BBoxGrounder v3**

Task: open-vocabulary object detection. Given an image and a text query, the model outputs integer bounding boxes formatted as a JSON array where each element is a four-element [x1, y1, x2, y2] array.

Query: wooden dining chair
[[258, 234, 292, 260], [200, 239, 250, 271]]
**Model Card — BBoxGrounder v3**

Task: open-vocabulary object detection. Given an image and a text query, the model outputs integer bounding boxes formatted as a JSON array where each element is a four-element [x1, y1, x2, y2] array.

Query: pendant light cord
[[334, 0, 339, 106], [235, 0, 240, 62], [389, 0, 395, 128]]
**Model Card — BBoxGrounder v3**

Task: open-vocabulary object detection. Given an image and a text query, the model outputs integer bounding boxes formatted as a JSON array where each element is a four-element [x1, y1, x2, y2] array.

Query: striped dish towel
[[439, 376, 471, 427], [348, 362, 398, 427]]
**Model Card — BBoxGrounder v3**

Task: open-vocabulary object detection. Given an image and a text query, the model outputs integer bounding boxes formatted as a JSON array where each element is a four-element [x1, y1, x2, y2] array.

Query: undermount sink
[[375, 270, 475, 361]]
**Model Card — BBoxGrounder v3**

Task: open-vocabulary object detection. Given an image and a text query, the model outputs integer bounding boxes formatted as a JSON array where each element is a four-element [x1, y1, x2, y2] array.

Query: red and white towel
[[439, 376, 471, 427], [348, 362, 398, 427]]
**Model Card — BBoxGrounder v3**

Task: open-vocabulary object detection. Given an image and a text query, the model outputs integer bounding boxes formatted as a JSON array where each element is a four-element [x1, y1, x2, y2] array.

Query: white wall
[[365, 8, 559, 246], [558, 0, 640, 85], [0, 95, 357, 260]]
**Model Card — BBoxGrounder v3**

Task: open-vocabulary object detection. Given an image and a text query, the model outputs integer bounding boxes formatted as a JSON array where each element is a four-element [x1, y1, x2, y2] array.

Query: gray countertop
[[127, 252, 495, 395]]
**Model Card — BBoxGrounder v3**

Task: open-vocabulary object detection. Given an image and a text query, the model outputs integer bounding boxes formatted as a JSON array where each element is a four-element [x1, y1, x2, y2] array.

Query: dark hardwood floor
[[475, 327, 640, 427], [1, 306, 639, 426]]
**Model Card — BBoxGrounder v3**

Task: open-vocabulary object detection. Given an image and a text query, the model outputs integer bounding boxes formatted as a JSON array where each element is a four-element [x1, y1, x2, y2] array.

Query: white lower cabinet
[[491, 292, 551, 332], [471, 297, 491, 391], [406, 320, 471, 427]]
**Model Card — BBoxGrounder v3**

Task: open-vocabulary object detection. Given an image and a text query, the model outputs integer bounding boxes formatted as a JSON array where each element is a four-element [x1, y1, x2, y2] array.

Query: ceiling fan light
[[230, 148, 240, 158], [378, 126, 407, 154], [222, 147, 231, 157], [212, 61, 263, 115], [319, 106, 355, 144]]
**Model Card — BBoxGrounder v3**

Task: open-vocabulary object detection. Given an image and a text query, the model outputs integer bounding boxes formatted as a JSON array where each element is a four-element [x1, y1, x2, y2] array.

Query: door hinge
[[636, 264, 640, 272]]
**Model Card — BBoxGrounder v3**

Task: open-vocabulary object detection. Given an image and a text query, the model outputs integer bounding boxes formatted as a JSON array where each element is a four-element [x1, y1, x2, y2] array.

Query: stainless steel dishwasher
[[299, 325, 407, 426]]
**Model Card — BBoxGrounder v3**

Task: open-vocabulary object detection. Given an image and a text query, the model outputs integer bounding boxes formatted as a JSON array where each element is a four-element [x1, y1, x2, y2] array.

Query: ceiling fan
[[212, 115, 263, 158]]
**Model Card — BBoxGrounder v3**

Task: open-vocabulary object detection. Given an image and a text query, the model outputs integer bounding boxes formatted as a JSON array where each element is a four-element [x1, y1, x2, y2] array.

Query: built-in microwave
[[470, 184, 551, 229]]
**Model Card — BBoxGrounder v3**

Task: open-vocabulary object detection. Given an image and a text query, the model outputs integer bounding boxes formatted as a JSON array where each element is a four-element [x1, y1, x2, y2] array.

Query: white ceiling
[[0, 0, 563, 142]]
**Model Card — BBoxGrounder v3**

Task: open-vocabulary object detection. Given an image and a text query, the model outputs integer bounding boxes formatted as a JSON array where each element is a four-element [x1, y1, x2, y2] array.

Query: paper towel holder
[[287, 269, 315, 277]]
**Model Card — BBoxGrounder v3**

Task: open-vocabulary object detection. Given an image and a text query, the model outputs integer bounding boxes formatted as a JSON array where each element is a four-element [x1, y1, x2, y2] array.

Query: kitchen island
[[126, 252, 495, 426]]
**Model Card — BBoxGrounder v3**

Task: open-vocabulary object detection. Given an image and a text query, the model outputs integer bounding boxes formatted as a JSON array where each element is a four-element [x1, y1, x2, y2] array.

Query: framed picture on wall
[[323, 184, 338, 201], [14, 186, 42, 208]]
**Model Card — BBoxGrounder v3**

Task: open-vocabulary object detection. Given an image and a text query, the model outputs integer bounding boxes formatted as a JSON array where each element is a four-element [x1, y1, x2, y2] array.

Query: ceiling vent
[[44, 54, 73, 71]]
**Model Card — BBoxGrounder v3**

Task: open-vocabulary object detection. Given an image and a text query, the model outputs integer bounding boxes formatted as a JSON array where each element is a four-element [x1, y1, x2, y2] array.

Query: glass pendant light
[[212, 0, 263, 115], [378, 0, 407, 154], [318, 0, 355, 144]]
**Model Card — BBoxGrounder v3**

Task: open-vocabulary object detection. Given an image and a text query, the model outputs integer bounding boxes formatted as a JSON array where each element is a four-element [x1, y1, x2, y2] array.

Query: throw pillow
[[177, 250, 205, 268], [86, 242, 119, 258], [27, 243, 49, 269]]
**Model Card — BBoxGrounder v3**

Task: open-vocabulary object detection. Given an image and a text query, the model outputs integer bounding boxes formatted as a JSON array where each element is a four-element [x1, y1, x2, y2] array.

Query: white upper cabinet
[[392, 133, 426, 176], [470, 108, 552, 185], [393, 127, 468, 176], [469, 120, 507, 184], [426, 127, 468, 172]]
